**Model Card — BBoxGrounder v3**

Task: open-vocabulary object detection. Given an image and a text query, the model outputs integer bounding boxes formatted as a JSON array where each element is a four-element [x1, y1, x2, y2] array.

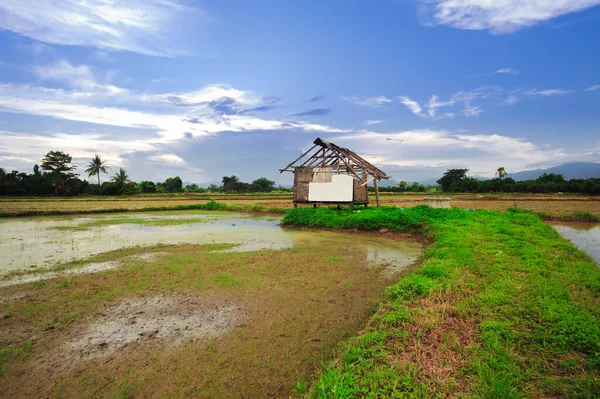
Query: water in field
[[552, 222, 600, 266], [0, 211, 421, 278]]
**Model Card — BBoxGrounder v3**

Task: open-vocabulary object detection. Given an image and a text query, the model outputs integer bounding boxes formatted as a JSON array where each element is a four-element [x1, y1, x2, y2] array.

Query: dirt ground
[[0, 238, 420, 398], [1, 193, 599, 215]]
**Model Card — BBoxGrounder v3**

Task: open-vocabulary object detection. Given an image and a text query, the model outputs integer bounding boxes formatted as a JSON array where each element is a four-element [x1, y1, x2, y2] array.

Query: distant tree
[[139, 181, 156, 193], [85, 154, 109, 186], [40, 151, 78, 195], [33, 164, 41, 176], [410, 181, 426, 192], [397, 180, 409, 192], [122, 182, 141, 195], [207, 184, 222, 192], [251, 177, 275, 192], [100, 181, 120, 195], [111, 167, 129, 193], [222, 175, 240, 192], [163, 176, 183, 193], [496, 167, 507, 180], [437, 168, 469, 192]]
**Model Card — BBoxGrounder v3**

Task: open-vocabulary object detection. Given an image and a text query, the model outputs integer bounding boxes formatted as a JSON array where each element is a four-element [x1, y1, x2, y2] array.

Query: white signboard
[[308, 174, 353, 202]]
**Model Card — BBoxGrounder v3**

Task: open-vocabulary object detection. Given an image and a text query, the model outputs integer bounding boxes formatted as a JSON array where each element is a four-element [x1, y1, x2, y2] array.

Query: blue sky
[[0, 0, 599, 185]]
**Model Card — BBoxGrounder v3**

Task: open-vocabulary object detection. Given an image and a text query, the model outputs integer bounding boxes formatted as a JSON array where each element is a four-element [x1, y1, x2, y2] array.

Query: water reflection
[[552, 222, 600, 266], [0, 212, 422, 280]]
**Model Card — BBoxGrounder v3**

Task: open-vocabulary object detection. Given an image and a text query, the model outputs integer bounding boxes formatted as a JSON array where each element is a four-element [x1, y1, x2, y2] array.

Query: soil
[[66, 295, 238, 360]]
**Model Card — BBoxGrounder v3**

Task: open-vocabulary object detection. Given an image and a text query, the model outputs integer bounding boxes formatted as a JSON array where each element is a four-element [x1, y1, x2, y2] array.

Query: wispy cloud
[[399, 87, 499, 119], [148, 153, 186, 165], [585, 85, 600, 92], [421, 0, 600, 34], [524, 88, 572, 96], [345, 96, 392, 107], [495, 67, 519, 75], [365, 120, 385, 126], [398, 96, 425, 117], [309, 95, 327, 102], [289, 108, 331, 117], [0, 0, 206, 56]]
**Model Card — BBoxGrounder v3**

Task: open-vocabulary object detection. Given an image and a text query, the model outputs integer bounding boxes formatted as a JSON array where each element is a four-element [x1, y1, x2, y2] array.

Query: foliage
[[436, 167, 600, 194], [111, 168, 129, 193], [437, 168, 469, 191], [161, 176, 183, 193], [283, 207, 600, 398], [40, 151, 79, 195], [84, 154, 109, 186], [122, 182, 142, 195], [496, 166, 507, 179], [251, 177, 275, 192], [138, 181, 156, 193]]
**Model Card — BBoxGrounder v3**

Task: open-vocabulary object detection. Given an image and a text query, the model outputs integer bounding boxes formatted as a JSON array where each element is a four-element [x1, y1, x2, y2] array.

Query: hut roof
[[280, 137, 390, 180]]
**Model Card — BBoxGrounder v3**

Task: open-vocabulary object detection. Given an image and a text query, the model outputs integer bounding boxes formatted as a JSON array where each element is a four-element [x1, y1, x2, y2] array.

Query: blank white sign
[[308, 174, 353, 202]]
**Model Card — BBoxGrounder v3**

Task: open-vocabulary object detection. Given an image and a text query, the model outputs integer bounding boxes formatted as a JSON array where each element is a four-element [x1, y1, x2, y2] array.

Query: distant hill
[[508, 163, 600, 181]]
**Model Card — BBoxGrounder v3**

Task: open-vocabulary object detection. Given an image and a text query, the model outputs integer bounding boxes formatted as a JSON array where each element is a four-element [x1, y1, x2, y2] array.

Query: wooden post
[[374, 178, 380, 207]]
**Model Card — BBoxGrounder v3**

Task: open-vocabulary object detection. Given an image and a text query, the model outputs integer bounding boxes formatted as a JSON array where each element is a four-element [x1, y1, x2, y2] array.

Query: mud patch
[[67, 295, 237, 359], [0, 252, 167, 287]]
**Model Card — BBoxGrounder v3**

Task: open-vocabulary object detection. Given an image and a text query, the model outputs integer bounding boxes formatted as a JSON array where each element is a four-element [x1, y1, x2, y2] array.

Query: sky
[[0, 0, 599, 186]]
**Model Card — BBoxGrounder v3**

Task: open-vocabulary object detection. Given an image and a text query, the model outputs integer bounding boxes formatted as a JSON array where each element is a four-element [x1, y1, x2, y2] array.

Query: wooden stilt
[[374, 178, 380, 207]]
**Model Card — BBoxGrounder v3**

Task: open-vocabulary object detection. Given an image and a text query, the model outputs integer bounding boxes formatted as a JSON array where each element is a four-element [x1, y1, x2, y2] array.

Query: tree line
[[0, 151, 284, 196], [434, 167, 600, 194]]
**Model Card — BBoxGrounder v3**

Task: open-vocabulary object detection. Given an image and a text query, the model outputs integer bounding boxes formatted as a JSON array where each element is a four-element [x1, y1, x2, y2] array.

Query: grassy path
[[282, 207, 600, 398]]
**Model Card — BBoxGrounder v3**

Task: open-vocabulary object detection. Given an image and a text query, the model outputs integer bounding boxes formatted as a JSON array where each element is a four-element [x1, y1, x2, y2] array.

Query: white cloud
[[585, 85, 600, 92], [142, 84, 260, 106], [0, 155, 36, 163], [365, 120, 385, 125], [345, 96, 392, 107], [524, 88, 572, 96], [495, 67, 519, 75], [398, 87, 500, 119], [334, 130, 567, 176], [423, 0, 600, 34], [0, 0, 205, 56], [398, 96, 425, 117], [148, 153, 186, 165], [0, 130, 156, 167]]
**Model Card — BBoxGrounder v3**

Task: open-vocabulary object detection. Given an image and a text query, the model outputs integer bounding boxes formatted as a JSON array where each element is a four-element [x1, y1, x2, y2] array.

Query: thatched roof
[[280, 137, 389, 180]]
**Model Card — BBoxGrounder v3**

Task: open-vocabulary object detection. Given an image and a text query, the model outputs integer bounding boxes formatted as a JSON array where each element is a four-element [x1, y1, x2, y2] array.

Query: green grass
[[282, 206, 600, 398]]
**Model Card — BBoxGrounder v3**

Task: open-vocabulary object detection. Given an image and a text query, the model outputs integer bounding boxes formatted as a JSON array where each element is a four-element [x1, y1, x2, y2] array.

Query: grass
[[0, 237, 406, 398], [282, 206, 600, 398]]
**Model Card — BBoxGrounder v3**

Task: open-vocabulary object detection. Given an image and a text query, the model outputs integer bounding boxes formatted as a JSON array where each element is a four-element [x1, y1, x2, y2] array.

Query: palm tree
[[111, 167, 129, 192], [85, 154, 109, 186]]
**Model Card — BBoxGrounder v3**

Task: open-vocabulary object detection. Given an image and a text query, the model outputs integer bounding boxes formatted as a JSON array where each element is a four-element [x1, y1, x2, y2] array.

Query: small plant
[[294, 380, 307, 394]]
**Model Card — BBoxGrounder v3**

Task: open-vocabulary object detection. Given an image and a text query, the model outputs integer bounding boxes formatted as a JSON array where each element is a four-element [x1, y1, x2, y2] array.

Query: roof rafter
[[280, 137, 390, 180]]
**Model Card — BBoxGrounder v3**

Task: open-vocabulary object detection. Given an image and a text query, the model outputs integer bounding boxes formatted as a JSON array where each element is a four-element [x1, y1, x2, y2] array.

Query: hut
[[280, 137, 390, 208]]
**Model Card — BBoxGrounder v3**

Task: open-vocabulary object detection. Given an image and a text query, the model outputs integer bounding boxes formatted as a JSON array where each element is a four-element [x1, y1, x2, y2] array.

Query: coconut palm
[[85, 154, 109, 186], [111, 167, 130, 192]]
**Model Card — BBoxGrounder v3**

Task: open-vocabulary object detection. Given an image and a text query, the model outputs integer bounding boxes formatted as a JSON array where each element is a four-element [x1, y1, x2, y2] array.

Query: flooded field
[[552, 222, 600, 265], [0, 211, 420, 277], [0, 211, 422, 398]]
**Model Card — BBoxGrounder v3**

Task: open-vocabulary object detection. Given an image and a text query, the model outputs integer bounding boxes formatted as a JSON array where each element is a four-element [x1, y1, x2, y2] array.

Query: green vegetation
[[434, 168, 600, 194], [0, 240, 398, 398], [282, 206, 600, 397]]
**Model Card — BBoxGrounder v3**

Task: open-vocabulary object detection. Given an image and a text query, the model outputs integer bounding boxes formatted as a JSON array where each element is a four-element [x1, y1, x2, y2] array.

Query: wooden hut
[[280, 138, 390, 208]]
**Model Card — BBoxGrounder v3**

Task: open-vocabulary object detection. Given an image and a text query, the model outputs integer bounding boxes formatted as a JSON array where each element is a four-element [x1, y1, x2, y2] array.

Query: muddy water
[[0, 212, 421, 277], [552, 222, 600, 266]]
